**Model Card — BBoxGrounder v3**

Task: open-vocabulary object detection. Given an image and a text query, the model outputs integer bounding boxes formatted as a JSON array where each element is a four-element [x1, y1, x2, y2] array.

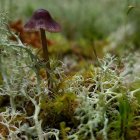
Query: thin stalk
[[10, 95, 16, 114], [40, 28, 52, 94], [93, 45, 100, 67], [34, 104, 43, 140]]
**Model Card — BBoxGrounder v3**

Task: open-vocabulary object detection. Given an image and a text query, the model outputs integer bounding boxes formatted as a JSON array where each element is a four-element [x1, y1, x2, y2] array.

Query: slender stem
[[34, 103, 43, 140], [93, 46, 100, 66], [40, 28, 52, 94], [10, 95, 16, 114]]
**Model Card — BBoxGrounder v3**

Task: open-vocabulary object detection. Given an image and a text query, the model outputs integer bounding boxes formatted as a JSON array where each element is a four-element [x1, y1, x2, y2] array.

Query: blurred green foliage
[[0, 0, 136, 38], [0, 0, 139, 53], [20, 0, 126, 40]]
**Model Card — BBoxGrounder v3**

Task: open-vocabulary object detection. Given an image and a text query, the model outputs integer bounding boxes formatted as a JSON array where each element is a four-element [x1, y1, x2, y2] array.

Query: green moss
[[40, 93, 78, 128]]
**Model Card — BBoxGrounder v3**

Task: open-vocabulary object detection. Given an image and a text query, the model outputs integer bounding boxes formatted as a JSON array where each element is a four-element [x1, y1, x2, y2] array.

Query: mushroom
[[24, 9, 61, 95]]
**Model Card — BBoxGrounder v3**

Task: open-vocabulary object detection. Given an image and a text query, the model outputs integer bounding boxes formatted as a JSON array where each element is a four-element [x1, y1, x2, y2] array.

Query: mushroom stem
[[40, 28, 51, 92]]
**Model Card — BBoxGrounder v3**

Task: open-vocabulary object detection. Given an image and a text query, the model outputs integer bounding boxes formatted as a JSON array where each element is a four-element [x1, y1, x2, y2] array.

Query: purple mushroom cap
[[24, 9, 61, 32]]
